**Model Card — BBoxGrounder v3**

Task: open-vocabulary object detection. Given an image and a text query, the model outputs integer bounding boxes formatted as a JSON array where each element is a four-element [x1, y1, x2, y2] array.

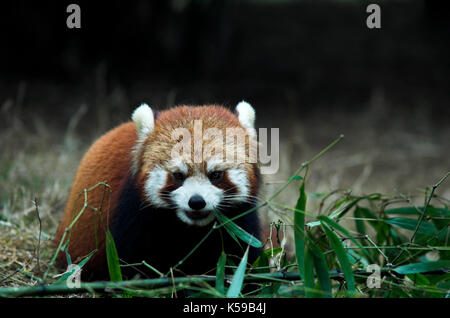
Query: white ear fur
[[236, 101, 256, 139], [132, 103, 154, 140], [236, 101, 255, 129]]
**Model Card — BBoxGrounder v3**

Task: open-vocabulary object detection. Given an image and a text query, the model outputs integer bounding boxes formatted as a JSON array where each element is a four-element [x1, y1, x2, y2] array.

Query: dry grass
[[0, 104, 84, 287]]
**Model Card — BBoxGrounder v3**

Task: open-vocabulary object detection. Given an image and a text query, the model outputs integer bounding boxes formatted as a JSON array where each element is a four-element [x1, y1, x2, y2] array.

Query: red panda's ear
[[235, 101, 257, 140], [132, 103, 155, 140]]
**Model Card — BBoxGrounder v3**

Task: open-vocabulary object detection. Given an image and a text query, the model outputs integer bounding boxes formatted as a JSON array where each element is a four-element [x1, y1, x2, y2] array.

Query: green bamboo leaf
[[354, 206, 366, 236], [105, 229, 123, 282], [358, 207, 378, 228], [304, 247, 315, 297], [347, 248, 369, 268], [429, 273, 450, 285], [389, 227, 405, 245], [226, 247, 249, 298], [264, 247, 283, 258], [393, 260, 450, 275], [294, 181, 307, 281], [307, 198, 358, 228], [385, 207, 421, 215], [65, 250, 72, 266], [335, 198, 362, 223], [385, 217, 438, 235], [252, 249, 270, 273], [310, 246, 332, 298], [318, 215, 371, 260], [321, 222, 356, 294], [406, 273, 430, 286], [304, 233, 332, 297], [288, 175, 303, 182], [385, 206, 450, 217], [306, 192, 328, 198], [55, 249, 96, 284], [223, 222, 243, 249], [214, 210, 262, 248], [216, 252, 226, 295]]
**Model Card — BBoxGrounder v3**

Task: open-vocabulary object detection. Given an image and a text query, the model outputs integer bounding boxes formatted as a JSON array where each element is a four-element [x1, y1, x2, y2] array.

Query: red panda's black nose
[[188, 195, 206, 210]]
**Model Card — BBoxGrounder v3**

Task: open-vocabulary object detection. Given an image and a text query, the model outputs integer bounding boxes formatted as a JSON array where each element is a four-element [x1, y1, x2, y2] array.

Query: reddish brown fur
[[54, 105, 259, 276], [54, 122, 137, 272]]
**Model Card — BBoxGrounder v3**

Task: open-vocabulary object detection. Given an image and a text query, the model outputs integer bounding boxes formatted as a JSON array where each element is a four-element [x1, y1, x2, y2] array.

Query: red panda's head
[[130, 102, 260, 226]]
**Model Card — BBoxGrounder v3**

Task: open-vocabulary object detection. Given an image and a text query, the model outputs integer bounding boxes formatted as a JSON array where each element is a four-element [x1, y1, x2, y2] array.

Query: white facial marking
[[144, 166, 170, 208], [167, 157, 188, 175], [206, 157, 225, 173], [171, 176, 223, 226], [226, 168, 250, 202]]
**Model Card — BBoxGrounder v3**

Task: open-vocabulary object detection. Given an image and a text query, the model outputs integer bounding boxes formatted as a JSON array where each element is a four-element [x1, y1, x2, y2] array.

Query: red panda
[[54, 102, 261, 280]]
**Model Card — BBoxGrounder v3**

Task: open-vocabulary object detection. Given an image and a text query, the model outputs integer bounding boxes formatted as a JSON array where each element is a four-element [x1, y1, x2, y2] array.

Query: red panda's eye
[[172, 172, 185, 181], [208, 171, 224, 182]]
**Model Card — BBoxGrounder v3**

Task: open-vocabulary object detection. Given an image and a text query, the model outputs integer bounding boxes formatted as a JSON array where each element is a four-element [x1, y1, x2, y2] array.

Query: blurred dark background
[[0, 0, 449, 205]]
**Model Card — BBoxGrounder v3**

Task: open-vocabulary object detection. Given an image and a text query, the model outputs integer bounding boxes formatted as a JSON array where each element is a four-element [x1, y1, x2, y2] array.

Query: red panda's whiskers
[[54, 102, 261, 279]]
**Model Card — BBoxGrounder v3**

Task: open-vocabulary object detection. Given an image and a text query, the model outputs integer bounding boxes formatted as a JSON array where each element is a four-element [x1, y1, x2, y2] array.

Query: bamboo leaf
[[310, 247, 332, 298], [385, 206, 450, 217], [214, 210, 262, 248], [358, 207, 379, 228], [393, 260, 450, 275], [105, 229, 123, 282], [306, 192, 328, 198], [264, 247, 283, 259], [406, 273, 430, 286], [252, 249, 270, 273], [385, 217, 438, 235], [385, 207, 421, 215], [429, 273, 450, 285], [226, 247, 249, 298], [354, 206, 366, 236], [216, 252, 226, 295], [294, 181, 307, 281], [307, 198, 357, 228], [54, 249, 96, 284], [304, 247, 315, 297], [318, 215, 371, 260], [305, 233, 332, 297], [321, 222, 356, 294], [288, 175, 303, 182]]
